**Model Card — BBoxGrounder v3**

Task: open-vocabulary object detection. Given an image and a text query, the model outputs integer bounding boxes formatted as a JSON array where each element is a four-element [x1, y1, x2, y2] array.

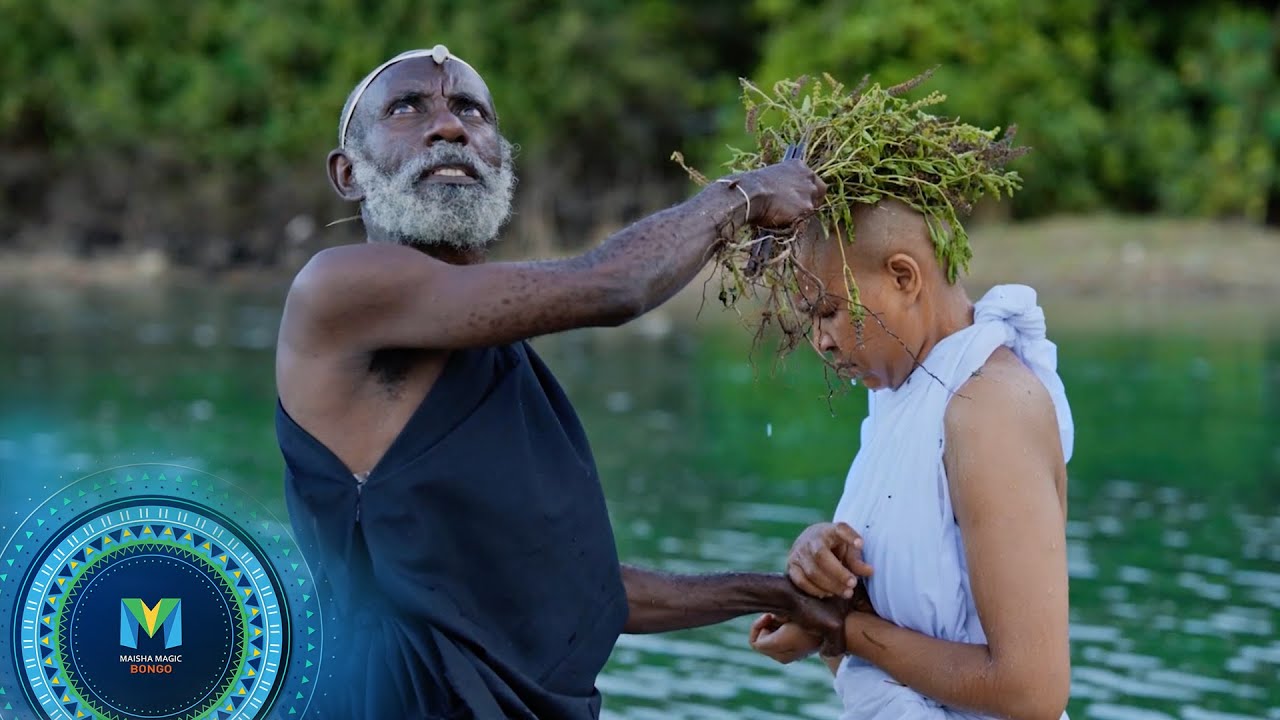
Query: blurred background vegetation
[[0, 0, 1276, 268], [1, 5, 1277, 716]]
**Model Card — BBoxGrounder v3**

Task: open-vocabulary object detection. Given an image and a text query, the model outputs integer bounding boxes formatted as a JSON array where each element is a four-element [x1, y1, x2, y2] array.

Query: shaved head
[[841, 199, 949, 281], [792, 198, 973, 391], [794, 198, 956, 302]]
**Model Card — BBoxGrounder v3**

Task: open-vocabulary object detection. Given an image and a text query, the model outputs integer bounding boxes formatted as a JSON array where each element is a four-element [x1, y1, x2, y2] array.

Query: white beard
[[350, 138, 516, 250]]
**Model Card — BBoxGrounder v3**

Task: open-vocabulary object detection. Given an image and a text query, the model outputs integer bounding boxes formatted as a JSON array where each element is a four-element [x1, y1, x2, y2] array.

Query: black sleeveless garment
[[277, 342, 628, 719]]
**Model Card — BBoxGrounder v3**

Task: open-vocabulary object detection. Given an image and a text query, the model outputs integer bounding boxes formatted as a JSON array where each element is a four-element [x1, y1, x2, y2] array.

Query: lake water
[[0, 280, 1276, 718]]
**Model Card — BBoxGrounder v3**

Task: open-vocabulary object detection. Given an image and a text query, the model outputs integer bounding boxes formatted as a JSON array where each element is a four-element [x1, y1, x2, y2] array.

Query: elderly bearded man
[[275, 46, 838, 718]]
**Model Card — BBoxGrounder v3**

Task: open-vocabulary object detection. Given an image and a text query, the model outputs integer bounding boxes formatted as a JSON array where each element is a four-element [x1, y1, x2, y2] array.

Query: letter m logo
[[120, 598, 182, 649]]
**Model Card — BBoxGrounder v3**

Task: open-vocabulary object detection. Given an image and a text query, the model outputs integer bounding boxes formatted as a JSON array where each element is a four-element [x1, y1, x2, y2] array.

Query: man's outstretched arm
[[282, 161, 824, 355], [621, 565, 845, 646]]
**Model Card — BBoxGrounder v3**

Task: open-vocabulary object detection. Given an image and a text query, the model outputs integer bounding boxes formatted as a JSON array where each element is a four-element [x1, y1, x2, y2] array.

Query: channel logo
[[119, 598, 182, 650], [1, 466, 323, 720]]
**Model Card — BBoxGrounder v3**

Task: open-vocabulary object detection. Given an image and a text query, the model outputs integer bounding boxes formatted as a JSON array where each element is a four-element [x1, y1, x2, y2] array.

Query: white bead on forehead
[[338, 44, 480, 149]]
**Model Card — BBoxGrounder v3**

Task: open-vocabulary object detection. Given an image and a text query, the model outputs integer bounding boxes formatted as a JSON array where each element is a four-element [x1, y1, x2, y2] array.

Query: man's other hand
[[785, 583, 850, 656], [749, 613, 822, 664]]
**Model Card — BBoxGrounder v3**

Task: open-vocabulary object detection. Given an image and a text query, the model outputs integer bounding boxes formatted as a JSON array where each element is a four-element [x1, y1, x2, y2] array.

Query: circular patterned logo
[[1, 465, 321, 720]]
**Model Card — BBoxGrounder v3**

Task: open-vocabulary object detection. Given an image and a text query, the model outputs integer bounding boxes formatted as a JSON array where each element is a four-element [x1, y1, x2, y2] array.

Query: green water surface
[[0, 282, 1276, 718]]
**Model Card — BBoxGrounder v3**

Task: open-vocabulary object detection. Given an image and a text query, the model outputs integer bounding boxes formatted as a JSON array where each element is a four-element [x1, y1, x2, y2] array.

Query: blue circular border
[[63, 543, 244, 718], [23, 499, 276, 719], [0, 465, 321, 720]]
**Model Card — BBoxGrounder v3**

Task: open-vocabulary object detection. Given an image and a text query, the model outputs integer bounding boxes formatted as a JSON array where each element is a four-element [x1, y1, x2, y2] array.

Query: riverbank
[[962, 215, 1280, 298], [673, 215, 1280, 333], [3, 215, 1276, 318]]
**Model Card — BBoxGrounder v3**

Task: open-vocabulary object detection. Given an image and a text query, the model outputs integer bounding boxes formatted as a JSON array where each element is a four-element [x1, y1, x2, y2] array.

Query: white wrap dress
[[831, 285, 1074, 719]]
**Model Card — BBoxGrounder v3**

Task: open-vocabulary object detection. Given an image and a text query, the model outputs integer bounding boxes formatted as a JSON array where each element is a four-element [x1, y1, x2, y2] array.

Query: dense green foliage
[[0, 0, 754, 184], [750, 0, 1279, 222], [0, 0, 1275, 259]]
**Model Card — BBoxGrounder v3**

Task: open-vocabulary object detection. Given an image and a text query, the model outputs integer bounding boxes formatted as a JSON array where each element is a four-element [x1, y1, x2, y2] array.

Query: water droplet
[[193, 324, 218, 348], [605, 392, 632, 413], [188, 400, 215, 422]]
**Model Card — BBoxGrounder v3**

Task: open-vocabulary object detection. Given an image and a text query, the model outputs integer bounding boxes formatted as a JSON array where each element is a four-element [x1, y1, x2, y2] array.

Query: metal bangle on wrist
[[714, 177, 751, 226]]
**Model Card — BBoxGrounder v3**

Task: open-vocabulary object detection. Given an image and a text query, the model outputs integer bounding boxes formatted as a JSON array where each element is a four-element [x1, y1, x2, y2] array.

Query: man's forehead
[[339, 47, 495, 147], [366, 57, 493, 108]]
